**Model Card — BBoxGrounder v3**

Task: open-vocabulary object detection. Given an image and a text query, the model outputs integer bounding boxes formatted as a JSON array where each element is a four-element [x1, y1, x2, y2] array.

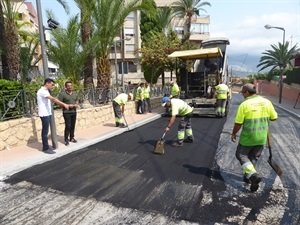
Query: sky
[[26, 0, 300, 72]]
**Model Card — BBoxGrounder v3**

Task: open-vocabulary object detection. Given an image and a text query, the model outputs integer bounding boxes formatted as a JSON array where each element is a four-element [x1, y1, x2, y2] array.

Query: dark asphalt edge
[[0, 113, 164, 180]]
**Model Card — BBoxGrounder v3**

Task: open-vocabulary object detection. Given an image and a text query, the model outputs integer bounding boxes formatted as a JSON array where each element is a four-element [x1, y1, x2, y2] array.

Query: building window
[[125, 44, 135, 54], [124, 28, 135, 37], [191, 23, 209, 34], [128, 62, 137, 73], [175, 26, 184, 35], [118, 62, 137, 73]]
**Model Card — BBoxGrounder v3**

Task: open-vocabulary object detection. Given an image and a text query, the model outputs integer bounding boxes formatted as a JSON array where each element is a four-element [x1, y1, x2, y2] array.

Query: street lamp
[[36, 0, 58, 148], [113, 36, 131, 91], [265, 24, 285, 104]]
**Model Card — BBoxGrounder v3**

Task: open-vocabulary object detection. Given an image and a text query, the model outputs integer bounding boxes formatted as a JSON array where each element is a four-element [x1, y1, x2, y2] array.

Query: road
[[0, 93, 299, 224]]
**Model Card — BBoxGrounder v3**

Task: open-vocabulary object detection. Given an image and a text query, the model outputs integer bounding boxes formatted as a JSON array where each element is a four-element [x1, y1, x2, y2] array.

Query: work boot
[[115, 122, 120, 127], [119, 123, 127, 128], [171, 142, 183, 147], [249, 173, 262, 192], [184, 137, 194, 143]]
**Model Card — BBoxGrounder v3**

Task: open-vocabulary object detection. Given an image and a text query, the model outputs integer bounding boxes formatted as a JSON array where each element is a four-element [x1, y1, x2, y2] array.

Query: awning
[[168, 47, 223, 60]]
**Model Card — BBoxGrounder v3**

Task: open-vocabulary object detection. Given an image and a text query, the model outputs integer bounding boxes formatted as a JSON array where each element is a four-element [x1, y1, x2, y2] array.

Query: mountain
[[228, 54, 261, 77]]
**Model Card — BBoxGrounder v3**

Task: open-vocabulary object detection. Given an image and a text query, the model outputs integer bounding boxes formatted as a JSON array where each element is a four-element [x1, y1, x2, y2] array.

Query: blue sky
[[26, 0, 300, 71]]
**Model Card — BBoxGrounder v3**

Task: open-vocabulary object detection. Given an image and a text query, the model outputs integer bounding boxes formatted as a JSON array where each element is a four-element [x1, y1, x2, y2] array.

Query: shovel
[[154, 132, 166, 155], [267, 132, 283, 177]]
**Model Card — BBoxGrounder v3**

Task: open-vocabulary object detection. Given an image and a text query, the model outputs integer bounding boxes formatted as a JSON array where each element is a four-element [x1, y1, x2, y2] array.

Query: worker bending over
[[113, 93, 133, 128], [162, 97, 194, 147]]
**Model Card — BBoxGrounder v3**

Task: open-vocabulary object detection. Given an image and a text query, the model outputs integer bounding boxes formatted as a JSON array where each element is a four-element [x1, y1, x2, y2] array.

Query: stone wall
[[0, 97, 162, 151]]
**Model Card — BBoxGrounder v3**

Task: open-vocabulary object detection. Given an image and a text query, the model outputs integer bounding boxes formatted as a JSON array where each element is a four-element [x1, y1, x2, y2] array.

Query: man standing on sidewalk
[[37, 78, 69, 154], [113, 93, 133, 128], [231, 83, 277, 192], [58, 81, 79, 146], [143, 82, 151, 113], [135, 82, 144, 114]]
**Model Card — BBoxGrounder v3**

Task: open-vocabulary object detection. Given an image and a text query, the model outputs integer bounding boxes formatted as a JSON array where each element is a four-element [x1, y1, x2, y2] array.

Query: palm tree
[[1, 0, 21, 80], [257, 42, 298, 72], [156, 6, 173, 35], [47, 15, 89, 85], [172, 0, 211, 42], [0, 0, 69, 81], [0, 1, 9, 79], [74, 0, 94, 89], [89, 0, 147, 88]]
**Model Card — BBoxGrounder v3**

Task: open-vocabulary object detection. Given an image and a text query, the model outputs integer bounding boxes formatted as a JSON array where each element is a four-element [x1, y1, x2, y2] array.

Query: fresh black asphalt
[[5, 115, 232, 223]]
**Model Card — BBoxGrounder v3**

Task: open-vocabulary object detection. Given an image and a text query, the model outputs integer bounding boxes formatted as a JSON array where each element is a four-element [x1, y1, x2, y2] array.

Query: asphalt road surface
[[1, 93, 299, 225]]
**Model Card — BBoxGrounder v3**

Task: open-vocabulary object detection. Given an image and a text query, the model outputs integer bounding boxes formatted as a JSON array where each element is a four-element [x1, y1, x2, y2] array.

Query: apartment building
[[112, 0, 211, 84], [155, 0, 210, 43]]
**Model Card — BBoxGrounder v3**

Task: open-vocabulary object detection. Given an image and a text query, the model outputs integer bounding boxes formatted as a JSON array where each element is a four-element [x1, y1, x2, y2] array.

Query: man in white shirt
[[37, 78, 69, 154]]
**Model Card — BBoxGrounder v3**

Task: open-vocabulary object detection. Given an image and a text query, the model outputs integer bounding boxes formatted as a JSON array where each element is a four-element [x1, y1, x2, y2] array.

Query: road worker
[[135, 82, 144, 114], [162, 96, 194, 147], [113, 93, 133, 128], [170, 80, 180, 98], [143, 82, 151, 113], [215, 81, 229, 117], [231, 83, 277, 192]]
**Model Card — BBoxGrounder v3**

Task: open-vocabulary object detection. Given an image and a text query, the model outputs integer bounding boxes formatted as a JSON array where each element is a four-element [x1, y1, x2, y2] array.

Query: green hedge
[[285, 68, 300, 85]]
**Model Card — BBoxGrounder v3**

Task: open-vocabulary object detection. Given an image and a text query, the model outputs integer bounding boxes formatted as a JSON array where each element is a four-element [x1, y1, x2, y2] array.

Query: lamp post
[[265, 24, 285, 104], [113, 36, 131, 91], [36, 0, 58, 148]]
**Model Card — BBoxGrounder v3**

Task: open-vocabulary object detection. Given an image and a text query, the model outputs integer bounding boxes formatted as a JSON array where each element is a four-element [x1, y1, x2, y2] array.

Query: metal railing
[[0, 85, 171, 121]]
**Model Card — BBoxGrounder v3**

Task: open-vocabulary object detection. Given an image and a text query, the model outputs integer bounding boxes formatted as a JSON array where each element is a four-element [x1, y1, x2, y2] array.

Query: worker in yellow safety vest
[[112, 93, 133, 128], [143, 82, 151, 113], [135, 82, 144, 114], [215, 81, 229, 117], [231, 83, 277, 192], [162, 96, 194, 147], [170, 81, 180, 98]]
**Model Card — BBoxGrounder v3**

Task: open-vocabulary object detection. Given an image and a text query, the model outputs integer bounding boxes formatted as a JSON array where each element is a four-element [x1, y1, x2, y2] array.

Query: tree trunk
[[96, 56, 111, 89], [81, 10, 94, 89], [5, 18, 20, 80], [0, 2, 9, 79]]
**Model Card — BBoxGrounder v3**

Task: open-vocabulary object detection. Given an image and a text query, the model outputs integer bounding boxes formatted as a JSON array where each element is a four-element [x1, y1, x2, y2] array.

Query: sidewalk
[[0, 108, 164, 179], [263, 95, 300, 118], [0, 95, 298, 180]]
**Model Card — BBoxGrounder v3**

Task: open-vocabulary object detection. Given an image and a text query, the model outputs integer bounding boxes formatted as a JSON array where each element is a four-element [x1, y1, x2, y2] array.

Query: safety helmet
[[161, 96, 170, 107]]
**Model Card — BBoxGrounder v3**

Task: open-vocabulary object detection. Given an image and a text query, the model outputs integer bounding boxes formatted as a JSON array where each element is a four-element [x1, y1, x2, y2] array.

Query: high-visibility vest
[[235, 95, 278, 146], [170, 98, 193, 116], [135, 86, 144, 100], [143, 86, 150, 98], [171, 84, 180, 97], [113, 93, 128, 105], [216, 84, 229, 99]]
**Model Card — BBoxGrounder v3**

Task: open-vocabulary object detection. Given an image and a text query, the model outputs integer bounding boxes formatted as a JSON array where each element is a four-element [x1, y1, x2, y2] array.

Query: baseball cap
[[161, 96, 170, 107], [240, 83, 256, 94]]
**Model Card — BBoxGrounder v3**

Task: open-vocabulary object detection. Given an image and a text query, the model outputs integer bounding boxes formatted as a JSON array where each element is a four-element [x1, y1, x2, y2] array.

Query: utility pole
[[36, 0, 58, 148]]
